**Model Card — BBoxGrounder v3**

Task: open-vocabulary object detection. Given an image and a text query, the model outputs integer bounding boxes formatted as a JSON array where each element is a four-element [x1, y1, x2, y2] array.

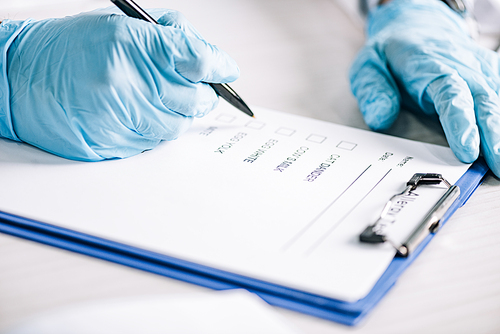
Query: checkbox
[[306, 134, 327, 143], [337, 141, 357, 151], [275, 127, 296, 136], [216, 114, 236, 123], [246, 120, 266, 130]]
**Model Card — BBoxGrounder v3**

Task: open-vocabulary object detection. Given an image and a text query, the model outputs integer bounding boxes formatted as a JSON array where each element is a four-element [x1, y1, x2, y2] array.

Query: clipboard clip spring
[[359, 173, 460, 257]]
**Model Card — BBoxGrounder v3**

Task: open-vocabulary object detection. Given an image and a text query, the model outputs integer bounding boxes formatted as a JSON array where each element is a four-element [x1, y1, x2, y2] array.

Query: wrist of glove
[[2, 8, 239, 161], [349, 0, 500, 177]]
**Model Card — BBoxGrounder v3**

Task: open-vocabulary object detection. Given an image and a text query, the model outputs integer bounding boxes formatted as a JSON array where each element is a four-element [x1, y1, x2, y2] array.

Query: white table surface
[[1, 0, 499, 332]]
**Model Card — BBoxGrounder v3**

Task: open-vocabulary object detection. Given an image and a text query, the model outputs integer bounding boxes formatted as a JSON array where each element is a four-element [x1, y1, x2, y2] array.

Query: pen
[[110, 0, 254, 118]]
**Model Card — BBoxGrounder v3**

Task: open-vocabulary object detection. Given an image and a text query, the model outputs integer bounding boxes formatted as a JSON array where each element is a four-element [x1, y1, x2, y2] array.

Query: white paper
[[0, 104, 469, 302]]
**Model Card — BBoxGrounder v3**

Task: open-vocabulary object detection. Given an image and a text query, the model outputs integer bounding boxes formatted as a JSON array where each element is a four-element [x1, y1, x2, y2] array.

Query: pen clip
[[359, 173, 460, 257]]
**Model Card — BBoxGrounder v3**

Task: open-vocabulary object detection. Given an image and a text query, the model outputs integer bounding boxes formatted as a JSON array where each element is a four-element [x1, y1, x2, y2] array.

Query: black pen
[[110, 0, 254, 118]]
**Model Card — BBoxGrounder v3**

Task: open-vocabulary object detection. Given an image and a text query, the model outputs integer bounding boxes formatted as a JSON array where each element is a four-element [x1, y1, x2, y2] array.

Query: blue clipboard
[[0, 158, 488, 326]]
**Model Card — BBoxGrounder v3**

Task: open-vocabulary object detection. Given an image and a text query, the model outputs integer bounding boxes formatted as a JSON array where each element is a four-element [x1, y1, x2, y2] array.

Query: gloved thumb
[[349, 44, 400, 131]]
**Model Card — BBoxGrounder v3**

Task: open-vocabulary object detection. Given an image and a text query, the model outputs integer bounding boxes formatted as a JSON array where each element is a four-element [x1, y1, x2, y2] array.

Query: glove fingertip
[[211, 45, 240, 83], [450, 130, 480, 164], [350, 45, 401, 131], [361, 94, 400, 131], [453, 148, 479, 164]]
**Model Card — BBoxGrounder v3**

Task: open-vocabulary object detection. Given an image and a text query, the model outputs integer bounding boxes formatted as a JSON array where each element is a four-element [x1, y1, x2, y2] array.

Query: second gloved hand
[[349, 0, 500, 177], [6, 8, 239, 161]]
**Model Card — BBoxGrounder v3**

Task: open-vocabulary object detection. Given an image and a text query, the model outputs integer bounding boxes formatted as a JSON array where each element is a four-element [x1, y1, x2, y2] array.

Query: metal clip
[[359, 173, 460, 257]]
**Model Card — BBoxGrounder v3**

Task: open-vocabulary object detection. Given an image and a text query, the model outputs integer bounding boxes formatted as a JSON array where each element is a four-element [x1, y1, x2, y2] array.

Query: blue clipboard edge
[[0, 158, 489, 326]]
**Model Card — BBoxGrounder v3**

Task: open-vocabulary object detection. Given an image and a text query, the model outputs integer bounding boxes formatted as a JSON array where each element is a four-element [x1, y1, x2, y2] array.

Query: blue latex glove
[[349, 0, 500, 177], [5, 8, 239, 161]]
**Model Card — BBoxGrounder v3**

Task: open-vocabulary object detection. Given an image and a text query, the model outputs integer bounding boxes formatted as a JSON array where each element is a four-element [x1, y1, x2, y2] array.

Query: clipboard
[[0, 155, 488, 326]]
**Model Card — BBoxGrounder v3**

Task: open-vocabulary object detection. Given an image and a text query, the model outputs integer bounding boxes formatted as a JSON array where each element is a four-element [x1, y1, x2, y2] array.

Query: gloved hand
[[6, 8, 239, 161], [349, 0, 500, 177]]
